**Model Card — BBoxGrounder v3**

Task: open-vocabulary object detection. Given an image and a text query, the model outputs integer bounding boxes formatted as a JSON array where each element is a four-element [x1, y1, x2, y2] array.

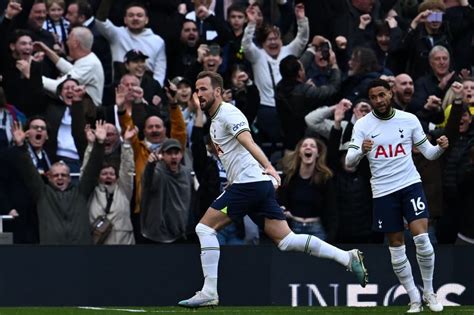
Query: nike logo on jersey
[[415, 210, 425, 216], [371, 134, 380, 138]]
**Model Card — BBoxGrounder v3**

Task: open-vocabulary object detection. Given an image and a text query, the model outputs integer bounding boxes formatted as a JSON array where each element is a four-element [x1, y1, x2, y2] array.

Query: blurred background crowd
[[0, 0, 473, 246]]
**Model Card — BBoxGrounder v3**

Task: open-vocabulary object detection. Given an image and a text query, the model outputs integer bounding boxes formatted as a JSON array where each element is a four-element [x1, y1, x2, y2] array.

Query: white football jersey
[[348, 109, 427, 197], [209, 102, 270, 184]]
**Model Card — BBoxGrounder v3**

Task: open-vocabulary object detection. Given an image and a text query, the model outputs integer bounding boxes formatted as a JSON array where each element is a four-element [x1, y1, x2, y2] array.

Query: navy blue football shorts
[[372, 182, 430, 233], [210, 180, 286, 228]]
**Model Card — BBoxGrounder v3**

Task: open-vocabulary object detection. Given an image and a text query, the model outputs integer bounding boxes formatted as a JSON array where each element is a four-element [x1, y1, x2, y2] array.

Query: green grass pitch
[[0, 306, 473, 315]]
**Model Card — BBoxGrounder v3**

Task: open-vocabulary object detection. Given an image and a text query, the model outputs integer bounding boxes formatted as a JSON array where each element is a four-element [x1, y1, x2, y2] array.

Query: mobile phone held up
[[427, 11, 443, 23]]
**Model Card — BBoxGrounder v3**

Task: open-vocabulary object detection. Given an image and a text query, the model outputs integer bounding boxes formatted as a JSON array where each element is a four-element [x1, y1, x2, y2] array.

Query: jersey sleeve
[[223, 107, 251, 138], [411, 116, 428, 147], [348, 120, 365, 151], [345, 120, 366, 168]]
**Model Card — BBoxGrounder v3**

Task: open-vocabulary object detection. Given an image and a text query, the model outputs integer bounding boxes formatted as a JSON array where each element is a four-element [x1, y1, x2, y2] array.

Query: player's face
[[196, 77, 220, 112], [368, 86, 392, 114], [162, 148, 183, 173], [299, 138, 318, 165]]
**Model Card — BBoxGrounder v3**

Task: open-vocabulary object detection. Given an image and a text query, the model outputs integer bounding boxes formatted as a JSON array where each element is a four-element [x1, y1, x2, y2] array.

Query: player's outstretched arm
[[236, 130, 281, 186], [416, 135, 448, 160]]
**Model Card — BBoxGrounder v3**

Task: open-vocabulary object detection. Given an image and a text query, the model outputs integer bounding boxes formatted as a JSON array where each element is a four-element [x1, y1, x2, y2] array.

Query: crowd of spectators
[[0, 0, 473, 246]]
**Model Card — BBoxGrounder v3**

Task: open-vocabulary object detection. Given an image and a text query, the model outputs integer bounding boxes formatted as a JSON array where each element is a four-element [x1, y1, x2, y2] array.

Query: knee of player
[[277, 232, 296, 251], [195, 223, 217, 236], [413, 233, 433, 250]]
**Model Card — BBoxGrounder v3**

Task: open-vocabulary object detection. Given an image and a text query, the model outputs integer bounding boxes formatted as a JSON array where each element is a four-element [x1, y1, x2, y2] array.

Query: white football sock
[[389, 245, 420, 304], [413, 233, 435, 294], [278, 232, 350, 266], [195, 223, 219, 297]]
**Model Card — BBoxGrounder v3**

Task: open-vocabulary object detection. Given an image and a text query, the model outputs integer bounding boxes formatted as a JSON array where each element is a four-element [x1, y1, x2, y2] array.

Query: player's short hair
[[367, 78, 392, 93], [197, 71, 224, 91]]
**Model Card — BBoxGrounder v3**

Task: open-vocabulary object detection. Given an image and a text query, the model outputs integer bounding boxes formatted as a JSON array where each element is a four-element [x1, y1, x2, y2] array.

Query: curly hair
[[351, 46, 381, 75]]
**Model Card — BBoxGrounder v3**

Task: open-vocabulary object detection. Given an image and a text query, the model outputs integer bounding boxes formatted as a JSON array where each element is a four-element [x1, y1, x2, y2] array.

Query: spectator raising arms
[[12, 120, 106, 245]]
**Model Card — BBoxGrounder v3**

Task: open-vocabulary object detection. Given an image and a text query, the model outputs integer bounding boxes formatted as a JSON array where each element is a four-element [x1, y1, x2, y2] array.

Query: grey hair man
[[35, 26, 105, 106]]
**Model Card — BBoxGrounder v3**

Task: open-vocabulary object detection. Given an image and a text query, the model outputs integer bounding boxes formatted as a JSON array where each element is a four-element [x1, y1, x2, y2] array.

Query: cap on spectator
[[418, 0, 446, 13], [124, 49, 149, 63], [171, 76, 192, 87], [160, 138, 182, 152]]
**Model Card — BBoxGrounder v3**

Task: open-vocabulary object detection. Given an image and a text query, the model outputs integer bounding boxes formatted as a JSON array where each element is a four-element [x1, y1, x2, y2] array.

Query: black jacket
[[328, 126, 374, 243], [399, 24, 453, 80], [276, 71, 341, 150], [16, 141, 104, 244]]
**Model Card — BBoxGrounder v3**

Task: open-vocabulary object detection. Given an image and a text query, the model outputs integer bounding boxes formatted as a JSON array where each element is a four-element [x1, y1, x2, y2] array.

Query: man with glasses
[[11, 120, 106, 244], [0, 116, 50, 244]]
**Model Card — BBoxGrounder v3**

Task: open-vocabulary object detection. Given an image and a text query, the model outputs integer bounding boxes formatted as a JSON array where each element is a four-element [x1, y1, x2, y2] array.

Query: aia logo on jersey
[[375, 144, 406, 158], [232, 121, 246, 131]]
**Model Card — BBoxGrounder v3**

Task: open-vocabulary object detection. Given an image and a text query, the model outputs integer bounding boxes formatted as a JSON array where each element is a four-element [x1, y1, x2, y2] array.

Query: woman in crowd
[[278, 137, 338, 242]]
